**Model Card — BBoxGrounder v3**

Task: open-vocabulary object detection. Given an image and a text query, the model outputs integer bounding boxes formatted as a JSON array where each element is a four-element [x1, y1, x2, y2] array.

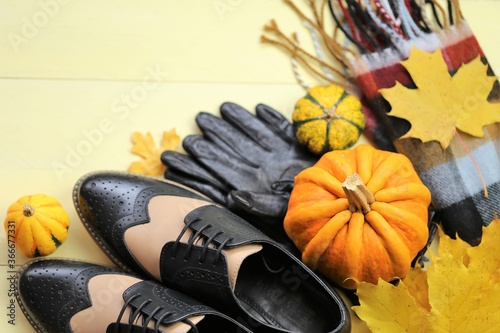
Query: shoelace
[[171, 218, 234, 265], [113, 293, 199, 333]]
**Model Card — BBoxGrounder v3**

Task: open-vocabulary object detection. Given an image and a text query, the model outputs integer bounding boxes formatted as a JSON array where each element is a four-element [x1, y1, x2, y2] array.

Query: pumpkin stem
[[22, 203, 35, 217], [342, 173, 374, 214]]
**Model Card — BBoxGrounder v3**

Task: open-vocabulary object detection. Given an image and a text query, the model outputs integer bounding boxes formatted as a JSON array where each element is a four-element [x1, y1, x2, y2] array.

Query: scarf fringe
[[261, 0, 465, 86]]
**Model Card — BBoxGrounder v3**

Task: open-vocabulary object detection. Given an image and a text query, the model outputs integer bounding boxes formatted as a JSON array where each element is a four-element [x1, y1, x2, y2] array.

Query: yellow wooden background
[[1, 1, 499, 332]]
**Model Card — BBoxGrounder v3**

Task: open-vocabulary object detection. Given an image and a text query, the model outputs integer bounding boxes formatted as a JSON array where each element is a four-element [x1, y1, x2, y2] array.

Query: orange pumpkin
[[283, 144, 431, 289], [4, 194, 70, 258]]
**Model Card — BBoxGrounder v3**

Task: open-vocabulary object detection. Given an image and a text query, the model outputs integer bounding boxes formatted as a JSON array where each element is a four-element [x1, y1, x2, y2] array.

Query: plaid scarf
[[349, 12, 500, 246], [263, 0, 500, 246]]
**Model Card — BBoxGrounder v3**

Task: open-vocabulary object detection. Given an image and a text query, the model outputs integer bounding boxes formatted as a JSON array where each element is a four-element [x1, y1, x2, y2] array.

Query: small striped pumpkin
[[4, 194, 70, 257], [293, 84, 365, 154]]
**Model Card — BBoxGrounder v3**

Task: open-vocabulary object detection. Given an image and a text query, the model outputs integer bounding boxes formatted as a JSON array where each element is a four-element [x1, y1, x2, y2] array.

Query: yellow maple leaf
[[128, 129, 180, 176], [380, 46, 500, 149], [353, 217, 500, 332], [402, 265, 430, 312], [436, 226, 470, 267], [354, 279, 429, 333]]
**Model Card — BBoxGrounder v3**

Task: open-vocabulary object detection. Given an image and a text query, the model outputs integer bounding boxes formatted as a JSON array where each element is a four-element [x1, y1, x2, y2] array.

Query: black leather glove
[[161, 102, 319, 248]]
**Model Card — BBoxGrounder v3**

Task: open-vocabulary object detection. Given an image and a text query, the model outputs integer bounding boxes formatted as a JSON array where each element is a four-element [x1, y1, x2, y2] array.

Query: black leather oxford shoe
[[74, 171, 351, 333], [16, 259, 252, 333]]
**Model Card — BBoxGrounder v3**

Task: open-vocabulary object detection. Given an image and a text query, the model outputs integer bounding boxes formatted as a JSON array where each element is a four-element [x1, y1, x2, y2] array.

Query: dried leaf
[[380, 46, 500, 149], [159, 129, 180, 152], [426, 251, 481, 332], [353, 279, 429, 333], [354, 218, 500, 332], [128, 129, 180, 176], [401, 265, 430, 312], [466, 215, 500, 287], [437, 226, 470, 266]]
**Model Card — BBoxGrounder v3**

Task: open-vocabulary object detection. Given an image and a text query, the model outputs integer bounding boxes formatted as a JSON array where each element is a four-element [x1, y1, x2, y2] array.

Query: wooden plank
[[1, 1, 498, 82], [0, 79, 307, 171], [0, 0, 304, 83]]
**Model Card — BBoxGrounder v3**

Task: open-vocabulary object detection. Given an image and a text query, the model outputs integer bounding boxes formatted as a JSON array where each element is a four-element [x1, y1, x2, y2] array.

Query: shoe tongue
[[183, 205, 265, 289], [223, 244, 262, 290]]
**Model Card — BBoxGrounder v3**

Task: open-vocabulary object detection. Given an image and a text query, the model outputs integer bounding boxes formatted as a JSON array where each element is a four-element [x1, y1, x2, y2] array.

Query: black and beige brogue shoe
[[16, 259, 252, 333], [74, 172, 351, 333]]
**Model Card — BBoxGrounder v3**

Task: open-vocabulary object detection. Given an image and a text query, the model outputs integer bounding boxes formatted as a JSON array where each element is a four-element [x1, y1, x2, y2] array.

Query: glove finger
[[182, 135, 262, 191], [278, 162, 314, 183], [255, 103, 295, 143], [160, 150, 230, 192], [220, 102, 285, 151], [195, 112, 264, 165], [255, 103, 320, 175], [271, 180, 294, 193], [230, 190, 289, 220], [164, 167, 229, 206]]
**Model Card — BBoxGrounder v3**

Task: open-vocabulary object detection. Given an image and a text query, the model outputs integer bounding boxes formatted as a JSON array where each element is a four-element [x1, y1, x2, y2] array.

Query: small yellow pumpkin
[[4, 194, 70, 257], [284, 144, 431, 289], [293, 84, 365, 155]]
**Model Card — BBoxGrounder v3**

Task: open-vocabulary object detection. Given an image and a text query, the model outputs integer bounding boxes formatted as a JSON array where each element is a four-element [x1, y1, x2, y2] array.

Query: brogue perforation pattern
[[74, 172, 211, 275], [16, 260, 123, 333]]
